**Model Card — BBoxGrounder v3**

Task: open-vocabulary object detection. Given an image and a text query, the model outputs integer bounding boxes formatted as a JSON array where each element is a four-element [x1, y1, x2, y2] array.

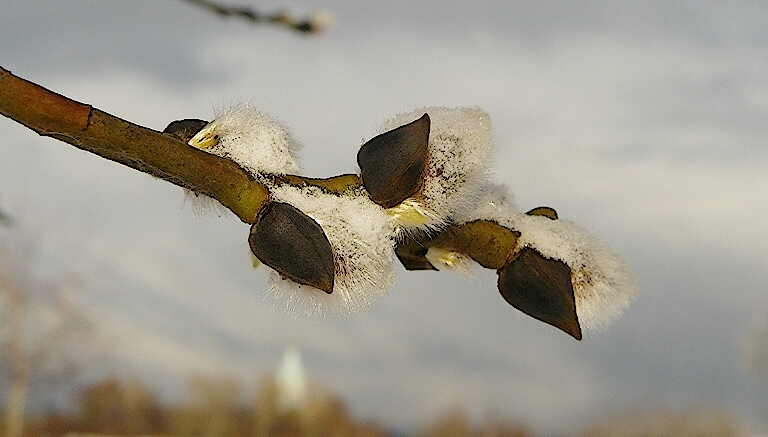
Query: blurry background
[[1, 1, 767, 436]]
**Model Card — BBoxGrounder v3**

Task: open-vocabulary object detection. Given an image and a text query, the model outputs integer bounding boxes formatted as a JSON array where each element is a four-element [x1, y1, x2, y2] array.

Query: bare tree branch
[[179, 0, 334, 34], [0, 238, 103, 437]]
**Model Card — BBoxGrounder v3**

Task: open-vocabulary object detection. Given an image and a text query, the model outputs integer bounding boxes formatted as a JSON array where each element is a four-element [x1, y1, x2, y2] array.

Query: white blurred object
[[275, 344, 307, 412], [307, 10, 335, 33]]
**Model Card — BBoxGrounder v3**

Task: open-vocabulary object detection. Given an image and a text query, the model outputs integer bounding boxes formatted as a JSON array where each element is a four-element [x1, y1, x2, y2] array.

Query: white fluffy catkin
[[266, 184, 397, 317], [378, 107, 494, 234], [189, 104, 301, 176], [185, 104, 301, 215], [188, 105, 398, 316], [460, 185, 639, 332]]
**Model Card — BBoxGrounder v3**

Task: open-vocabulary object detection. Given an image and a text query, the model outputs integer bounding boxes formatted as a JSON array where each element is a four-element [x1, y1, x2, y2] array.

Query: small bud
[[358, 114, 430, 208], [525, 206, 558, 220], [394, 240, 436, 271], [249, 202, 335, 294], [163, 119, 209, 143], [425, 247, 476, 276], [187, 120, 221, 151], [498, 247, 582, 340]]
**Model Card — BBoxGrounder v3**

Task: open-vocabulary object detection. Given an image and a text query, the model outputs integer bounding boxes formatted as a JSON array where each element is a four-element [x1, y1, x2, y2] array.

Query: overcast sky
[[1, 0, 767, 434]]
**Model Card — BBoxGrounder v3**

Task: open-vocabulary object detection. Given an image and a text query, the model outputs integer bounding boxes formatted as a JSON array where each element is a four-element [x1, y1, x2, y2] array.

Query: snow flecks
[[377, 107, 494, 234]]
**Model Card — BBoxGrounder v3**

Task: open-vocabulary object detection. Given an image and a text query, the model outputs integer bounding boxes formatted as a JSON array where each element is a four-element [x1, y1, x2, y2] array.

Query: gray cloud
[[2, 0, 767, 434]]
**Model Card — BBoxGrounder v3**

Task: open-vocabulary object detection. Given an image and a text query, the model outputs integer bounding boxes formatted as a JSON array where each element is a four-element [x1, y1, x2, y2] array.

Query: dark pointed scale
[[163, 119, 209, 143], [498, 247, 582, 340], [394, 237, 437, 271], [525, 206, 558, 220], [357, 113, 430, 208], [249, 202, 335, 294]]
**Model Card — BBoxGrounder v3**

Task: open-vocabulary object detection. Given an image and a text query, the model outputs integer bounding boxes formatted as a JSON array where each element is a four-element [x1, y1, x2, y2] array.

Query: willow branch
[[395, 220, 521, 271], [0, 68, 591, 338], [0, 67, 519, 268]]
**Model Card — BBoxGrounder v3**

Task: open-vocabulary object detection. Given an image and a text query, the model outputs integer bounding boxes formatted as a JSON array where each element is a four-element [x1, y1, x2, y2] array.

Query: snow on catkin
[[190, 104, 301, 176]]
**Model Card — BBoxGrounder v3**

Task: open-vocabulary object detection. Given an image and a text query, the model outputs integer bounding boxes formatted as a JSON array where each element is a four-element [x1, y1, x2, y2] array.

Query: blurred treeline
[[0, 373, 748, 437], [0, 228, 758, 437], [1, 374, 390, 437]]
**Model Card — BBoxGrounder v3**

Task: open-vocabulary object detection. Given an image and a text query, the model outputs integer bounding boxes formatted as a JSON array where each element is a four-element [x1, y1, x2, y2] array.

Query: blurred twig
[[1, 238, 101, 437], [749, 314, 768, 377], [0, 209, 10, 226], [179, 0, 334, 33]]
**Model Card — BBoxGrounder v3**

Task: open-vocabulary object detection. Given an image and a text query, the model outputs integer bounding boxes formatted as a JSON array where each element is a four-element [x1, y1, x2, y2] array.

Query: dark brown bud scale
[[497, 247, 582, 340], [163, 119, 210, 143], [249, 202, 335, 294], [525, 206, 558, 220], [357, 113, 431, 208]]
